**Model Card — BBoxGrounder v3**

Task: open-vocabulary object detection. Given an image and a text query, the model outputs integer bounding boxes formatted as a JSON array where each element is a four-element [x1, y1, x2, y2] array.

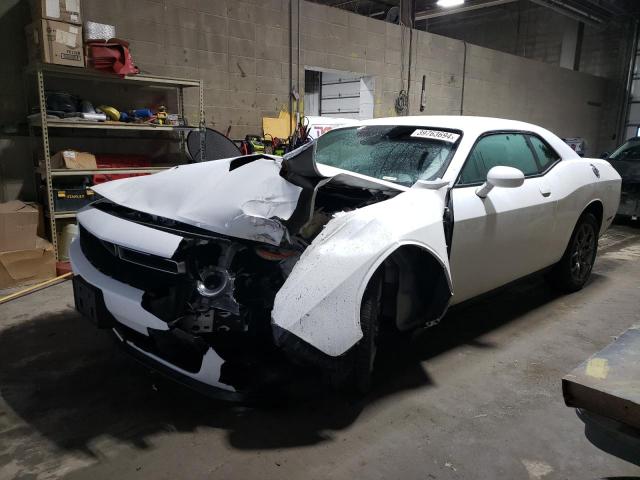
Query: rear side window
[[528, 135, 559, 170], [458, 133, 539, 185]]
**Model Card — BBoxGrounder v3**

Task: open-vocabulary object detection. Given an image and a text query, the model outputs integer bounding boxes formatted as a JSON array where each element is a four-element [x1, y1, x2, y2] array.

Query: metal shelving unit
[[30, 118, 201, 131], [28, 63, 204, 259]]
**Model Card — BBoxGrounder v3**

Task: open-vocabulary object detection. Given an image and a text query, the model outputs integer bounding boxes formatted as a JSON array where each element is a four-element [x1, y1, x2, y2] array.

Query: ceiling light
[[437, 0, 465, 7]]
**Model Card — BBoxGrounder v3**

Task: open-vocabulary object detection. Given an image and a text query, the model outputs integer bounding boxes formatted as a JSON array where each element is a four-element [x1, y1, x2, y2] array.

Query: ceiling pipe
[[529, 0, 605, 26], [415, 0, 518, 20]]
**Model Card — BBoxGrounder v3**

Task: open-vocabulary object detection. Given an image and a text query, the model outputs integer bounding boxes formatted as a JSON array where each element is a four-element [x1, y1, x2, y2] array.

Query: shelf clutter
[[21, 0, 204, 267]]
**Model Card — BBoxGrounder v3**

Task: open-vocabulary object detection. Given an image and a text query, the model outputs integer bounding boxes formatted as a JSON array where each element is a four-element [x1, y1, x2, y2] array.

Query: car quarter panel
[[272, 188, 452, 357], [545, 158, 620, 253]]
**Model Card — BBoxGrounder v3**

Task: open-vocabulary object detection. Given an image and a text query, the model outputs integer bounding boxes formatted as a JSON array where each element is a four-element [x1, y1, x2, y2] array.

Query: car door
[[607, 139, 640, 217], [449, 132, 559, 304]]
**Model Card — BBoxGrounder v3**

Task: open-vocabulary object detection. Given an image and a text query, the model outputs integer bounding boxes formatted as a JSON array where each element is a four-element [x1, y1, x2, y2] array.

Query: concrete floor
[[1, 225, 640, 480]]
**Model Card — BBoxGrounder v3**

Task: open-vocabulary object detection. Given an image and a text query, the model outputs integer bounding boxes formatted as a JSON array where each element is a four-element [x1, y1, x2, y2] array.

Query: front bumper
[[70, 238, 238, 395], [71, 236, 306, 400]]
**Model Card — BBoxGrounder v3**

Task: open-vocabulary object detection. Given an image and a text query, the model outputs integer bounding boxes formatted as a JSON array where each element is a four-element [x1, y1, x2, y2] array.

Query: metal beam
[[415, 0, 517, 20], [529, 0, 605, 26]]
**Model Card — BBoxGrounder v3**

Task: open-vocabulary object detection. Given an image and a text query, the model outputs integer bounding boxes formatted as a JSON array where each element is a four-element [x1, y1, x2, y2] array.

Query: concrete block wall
[[81, 0, 611, 152], [461, 44, 607, 151]]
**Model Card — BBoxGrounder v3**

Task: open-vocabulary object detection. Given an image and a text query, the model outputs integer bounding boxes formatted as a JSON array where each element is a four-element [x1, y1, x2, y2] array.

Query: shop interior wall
[[0, 0, 620, 202]]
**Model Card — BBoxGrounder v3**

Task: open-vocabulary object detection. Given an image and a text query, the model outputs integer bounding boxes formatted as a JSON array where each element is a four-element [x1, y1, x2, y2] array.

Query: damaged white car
[[71, 116, 621, 399]]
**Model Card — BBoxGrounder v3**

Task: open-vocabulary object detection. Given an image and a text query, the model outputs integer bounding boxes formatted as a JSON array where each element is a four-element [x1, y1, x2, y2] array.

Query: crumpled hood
[[91, 155, 405, 246]]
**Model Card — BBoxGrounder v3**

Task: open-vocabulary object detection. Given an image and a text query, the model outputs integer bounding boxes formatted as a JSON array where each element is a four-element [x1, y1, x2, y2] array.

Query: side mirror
[[476, 166, 524, 198]]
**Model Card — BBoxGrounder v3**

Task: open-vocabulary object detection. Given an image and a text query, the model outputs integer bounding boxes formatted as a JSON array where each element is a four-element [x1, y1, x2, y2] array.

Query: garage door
[[320, 72, 362, 119]]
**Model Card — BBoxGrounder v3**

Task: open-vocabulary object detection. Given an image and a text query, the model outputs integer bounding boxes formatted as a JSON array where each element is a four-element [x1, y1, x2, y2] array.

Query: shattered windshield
[[314, 125, 461, 186]]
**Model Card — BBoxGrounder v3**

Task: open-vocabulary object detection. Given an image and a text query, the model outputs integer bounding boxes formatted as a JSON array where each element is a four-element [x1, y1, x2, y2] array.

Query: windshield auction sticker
[[410, 129, 460, 143]]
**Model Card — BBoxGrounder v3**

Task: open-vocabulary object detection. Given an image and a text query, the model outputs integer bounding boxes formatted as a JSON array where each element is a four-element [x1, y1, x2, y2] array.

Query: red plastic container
[[93, 154, 151, 184]]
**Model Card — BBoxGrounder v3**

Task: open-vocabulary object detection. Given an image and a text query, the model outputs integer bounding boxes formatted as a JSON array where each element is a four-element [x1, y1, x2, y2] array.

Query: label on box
[[69, 25, 79, 34], [62, 151, 76, 159], [66, 0, 80, 12], [46, 0, 61, 18], [71, 13, 78, 22], [55, 30, 77, 48]]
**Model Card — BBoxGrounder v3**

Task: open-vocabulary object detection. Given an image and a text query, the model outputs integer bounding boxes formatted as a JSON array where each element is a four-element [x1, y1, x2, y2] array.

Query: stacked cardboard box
[[25, 0, 84, 67], [0, 201, 55, 290]]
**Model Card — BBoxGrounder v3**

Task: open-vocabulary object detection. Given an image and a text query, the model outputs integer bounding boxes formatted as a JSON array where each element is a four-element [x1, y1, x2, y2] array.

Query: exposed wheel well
[[583, 200, 603, 232], [374, 245, 451, 332]]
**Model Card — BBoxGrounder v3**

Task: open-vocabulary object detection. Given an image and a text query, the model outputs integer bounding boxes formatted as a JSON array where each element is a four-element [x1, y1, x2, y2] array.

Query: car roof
[[356, 115, 580, 159], [360, 115, 543, 135]]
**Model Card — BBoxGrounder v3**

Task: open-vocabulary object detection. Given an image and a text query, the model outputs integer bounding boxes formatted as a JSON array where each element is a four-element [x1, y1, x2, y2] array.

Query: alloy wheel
[[570, 223, 596, 283]]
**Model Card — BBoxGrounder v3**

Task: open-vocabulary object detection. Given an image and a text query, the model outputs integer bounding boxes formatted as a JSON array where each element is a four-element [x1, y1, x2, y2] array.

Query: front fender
[[271, 189, 451, 357]]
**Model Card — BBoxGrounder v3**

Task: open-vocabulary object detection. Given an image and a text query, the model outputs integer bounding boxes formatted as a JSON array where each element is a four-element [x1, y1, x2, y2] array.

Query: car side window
[[458, 133, 539, 185], [609, 140, 640, 161], [528, 135, 560, 171]]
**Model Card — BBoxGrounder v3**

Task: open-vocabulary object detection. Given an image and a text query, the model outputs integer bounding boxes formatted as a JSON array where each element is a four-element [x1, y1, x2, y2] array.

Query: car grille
[[79, 225, 186, 290]]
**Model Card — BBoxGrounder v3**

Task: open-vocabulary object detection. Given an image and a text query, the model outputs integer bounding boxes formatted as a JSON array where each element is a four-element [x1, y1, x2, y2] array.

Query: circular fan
[[187, 128, 242, 162]]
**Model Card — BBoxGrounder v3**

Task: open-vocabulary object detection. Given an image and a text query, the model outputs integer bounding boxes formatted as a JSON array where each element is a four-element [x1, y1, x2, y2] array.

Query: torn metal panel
[[92, 154, 405, 246], [272, 188, 452, 357], [91, 158, 303, 246]]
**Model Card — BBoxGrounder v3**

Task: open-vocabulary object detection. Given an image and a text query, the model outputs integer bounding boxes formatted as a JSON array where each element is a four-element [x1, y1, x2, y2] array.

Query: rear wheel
[[547, 212, 598, 292], [328, 272, 382, 395]]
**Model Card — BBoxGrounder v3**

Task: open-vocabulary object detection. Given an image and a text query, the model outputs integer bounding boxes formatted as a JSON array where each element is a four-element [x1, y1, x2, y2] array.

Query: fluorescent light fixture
[[437, 0, 465, 7]]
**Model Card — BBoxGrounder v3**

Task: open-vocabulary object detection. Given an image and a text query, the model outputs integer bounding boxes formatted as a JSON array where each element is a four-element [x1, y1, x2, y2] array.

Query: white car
[[70, 116, 621, 398]]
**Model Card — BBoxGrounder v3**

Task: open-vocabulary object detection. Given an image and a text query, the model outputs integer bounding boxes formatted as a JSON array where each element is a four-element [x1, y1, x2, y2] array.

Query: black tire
[[547, 212, 599, 293], [328, 272, 382, 395]]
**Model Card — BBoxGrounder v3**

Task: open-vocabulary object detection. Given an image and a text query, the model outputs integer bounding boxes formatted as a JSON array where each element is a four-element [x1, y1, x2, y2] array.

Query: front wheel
[[328, 272, 382, 395], [547, 212, 598, 292]]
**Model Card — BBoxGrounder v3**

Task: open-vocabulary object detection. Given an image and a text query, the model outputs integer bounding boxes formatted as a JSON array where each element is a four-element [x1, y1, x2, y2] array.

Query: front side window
[[314, 125, 460, 186], [458, 133, 539, 185]]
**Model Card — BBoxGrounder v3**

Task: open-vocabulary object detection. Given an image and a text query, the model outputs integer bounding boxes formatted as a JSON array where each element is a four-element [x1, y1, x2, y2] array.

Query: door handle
[[539, 185, 551, 197]]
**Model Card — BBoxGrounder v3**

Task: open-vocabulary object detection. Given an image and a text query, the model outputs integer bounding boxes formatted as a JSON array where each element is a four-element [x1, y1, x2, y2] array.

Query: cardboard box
[[30, 0, 82, 25], [24, 202, 46, 238], [0, 201, 39, 252], [26, 19, 85, 67], [0, 238, 56, 290], [51, 150, 97, 169]]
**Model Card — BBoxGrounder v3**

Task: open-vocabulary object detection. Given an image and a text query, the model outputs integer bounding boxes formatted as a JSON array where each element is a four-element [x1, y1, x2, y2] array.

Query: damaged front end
[[72, 139, 453, 397]]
